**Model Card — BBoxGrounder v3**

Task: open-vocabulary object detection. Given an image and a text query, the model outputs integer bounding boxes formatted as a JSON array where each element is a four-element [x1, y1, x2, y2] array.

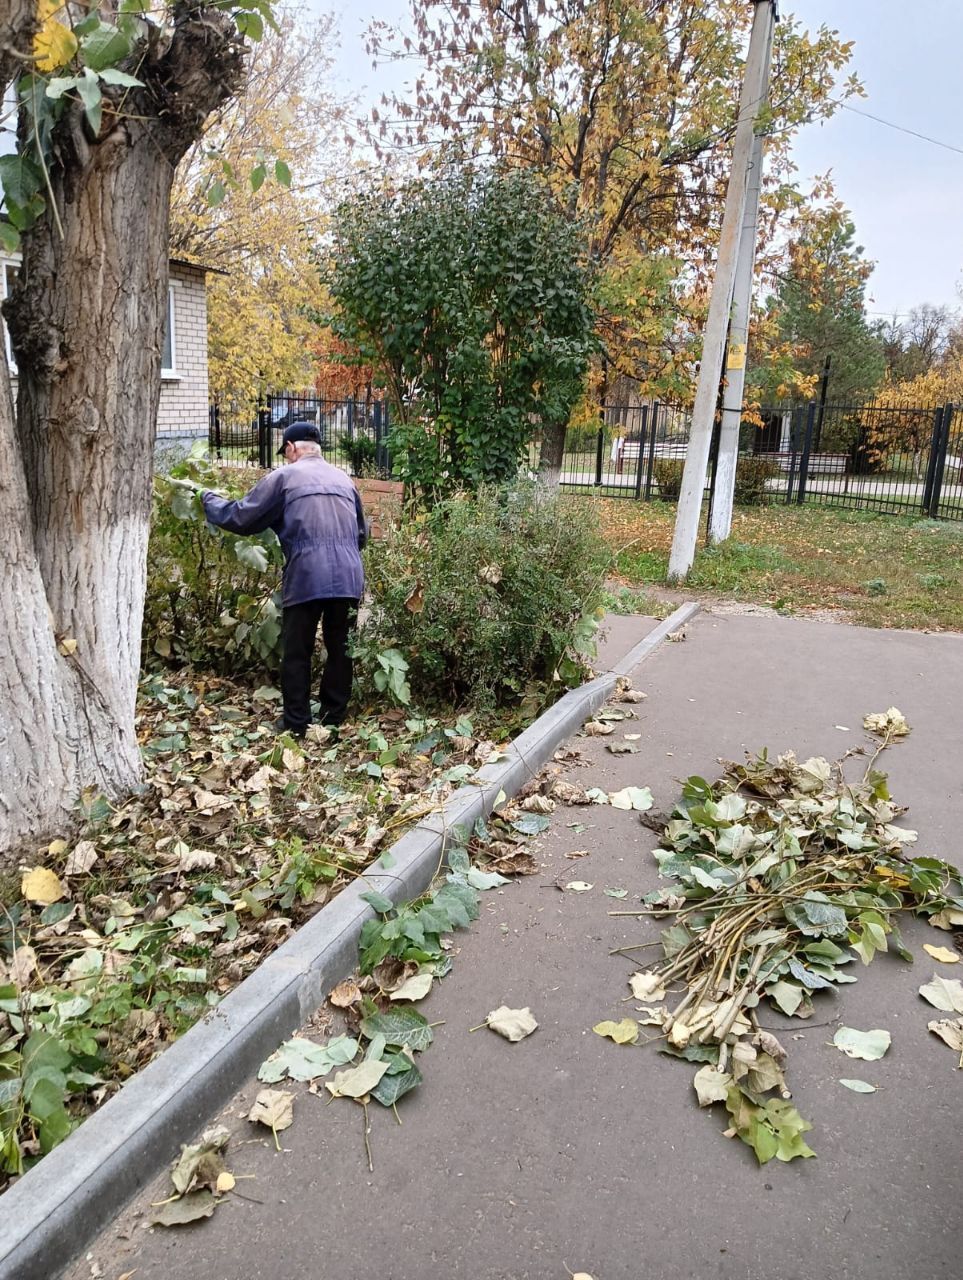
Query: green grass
[[596, 499, 963, 631]]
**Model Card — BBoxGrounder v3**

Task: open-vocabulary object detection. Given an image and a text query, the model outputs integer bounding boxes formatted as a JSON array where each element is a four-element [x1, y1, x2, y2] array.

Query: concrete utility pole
[[668, 0, 777, 579], [708, 126, 768, 543]]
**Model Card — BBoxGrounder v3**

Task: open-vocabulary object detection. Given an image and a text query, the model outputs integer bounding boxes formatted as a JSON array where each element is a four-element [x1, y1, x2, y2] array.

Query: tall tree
[[366, 0, 859, 473], [758, 203, 885, 406], [0, 1, 274, 853], [170, 9, 350, 408], [327, 167, 595, 501], [880, 303, 960, 386]]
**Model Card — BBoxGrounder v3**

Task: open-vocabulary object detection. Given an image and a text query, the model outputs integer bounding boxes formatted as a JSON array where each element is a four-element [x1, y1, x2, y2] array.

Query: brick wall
[[157, 261, 210, 440]]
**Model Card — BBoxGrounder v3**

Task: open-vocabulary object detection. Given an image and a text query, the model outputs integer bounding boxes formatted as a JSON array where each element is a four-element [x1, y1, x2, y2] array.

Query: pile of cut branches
[[617, 710, 962, 1164]]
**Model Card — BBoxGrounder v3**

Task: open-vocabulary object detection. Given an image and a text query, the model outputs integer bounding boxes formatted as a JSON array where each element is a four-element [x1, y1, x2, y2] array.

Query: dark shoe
[[273, 716, 306, 739]]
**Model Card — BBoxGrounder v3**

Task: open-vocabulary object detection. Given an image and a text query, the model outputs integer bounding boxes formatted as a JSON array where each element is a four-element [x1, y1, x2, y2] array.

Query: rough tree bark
[[0, 5, 245, 853], [537, 421, 567, 489]]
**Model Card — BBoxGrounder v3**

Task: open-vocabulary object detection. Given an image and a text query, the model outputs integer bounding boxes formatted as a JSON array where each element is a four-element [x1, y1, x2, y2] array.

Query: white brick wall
[[157, 261, 211, 439], [2, 255, 211, 441]]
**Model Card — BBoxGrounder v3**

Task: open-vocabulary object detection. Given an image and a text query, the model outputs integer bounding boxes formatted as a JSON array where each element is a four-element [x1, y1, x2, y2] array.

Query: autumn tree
[[327, 167, 595, 500], [170, 8, 348, 410], [755, 202, 885, 408], [0, 1, 275, 852], [366, 0, 858, 476], [880, 303, 960, 386]]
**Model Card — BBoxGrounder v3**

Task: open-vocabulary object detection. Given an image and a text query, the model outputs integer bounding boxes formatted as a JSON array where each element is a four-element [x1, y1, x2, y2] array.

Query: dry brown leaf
[[487, 850, 540, 877], [329, 978, 362, 1008], [248, 1089, 294, 1132], [550, 781, 590, 805], [927, 1018, 963, 1052], [11, 945, 38, 988], [64, 840, 98, 876], [583, 720, 615, 737], [520, 794, 555, 814], [618, 689, 648, 703]]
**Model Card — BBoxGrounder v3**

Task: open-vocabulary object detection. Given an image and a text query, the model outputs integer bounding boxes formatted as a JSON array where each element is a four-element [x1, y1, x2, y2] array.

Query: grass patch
[[597, 499, 963, 630]]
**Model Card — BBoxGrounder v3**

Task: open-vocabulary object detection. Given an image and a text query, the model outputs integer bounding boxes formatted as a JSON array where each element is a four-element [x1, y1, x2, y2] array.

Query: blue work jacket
[[202, 458, 366, 607]]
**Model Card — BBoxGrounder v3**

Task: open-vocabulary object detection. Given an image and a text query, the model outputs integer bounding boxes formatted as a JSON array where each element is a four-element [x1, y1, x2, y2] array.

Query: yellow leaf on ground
[[593, 1018, 639, 1045], [923, 944, 960, 965], [215, 1171, 236, 1193], [21, 866, 65, 905]]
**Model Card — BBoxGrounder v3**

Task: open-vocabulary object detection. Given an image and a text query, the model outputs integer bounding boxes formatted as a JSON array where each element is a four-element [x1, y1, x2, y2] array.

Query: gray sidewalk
[[69, 612, 963, 1280]]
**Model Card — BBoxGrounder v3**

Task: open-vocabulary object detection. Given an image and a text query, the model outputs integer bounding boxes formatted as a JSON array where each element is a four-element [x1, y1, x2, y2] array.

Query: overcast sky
[[320, 0, 963, 319]]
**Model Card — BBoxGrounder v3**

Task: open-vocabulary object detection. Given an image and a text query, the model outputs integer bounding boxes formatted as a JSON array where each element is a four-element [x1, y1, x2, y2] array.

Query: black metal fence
[[208, 393, 963, 522], [553, 399, 963, 521], [208, 392, 392, 477]]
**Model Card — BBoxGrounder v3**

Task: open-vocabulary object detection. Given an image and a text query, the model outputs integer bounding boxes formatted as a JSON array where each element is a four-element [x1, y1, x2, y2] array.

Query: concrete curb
[[0, 602, 699, 1280]]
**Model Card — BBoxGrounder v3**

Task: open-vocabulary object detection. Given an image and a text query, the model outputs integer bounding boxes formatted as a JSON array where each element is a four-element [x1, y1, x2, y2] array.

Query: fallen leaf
[[565, 849, 590, 859], [564, 881, 593, 893], [21, 866, 65, 905], [635, 1005, 668, 1026], [11, 945, 38, 988], [215, 1171, 236, 1194], [618, 689, 647, 702], [57, 635, 78, 656], [258, 1035, 357, 1083], [389, 972, 433, 1002], [47, 838, 68, 856], [170, 1127, 230, 1195], [520, 794, 555, 814], [151, 1190, 217, 1227], [693, 1064, 733, 1105], [862, 707, 910, 737], [832, 1027, 891, 1061], [329, 979, 362, 1008], [923, 945, 960, 965], [606, 742, 639, 755], [593, 1018, 639, 1045], [608, 786, 654, 812], [603, 887, 628, 899], [918, 975, 963, 1014], [326, 1060, 389, 1099], [927, 1018, 963, 1052], [838, 1078, 876, 1093], [485, 1006, 538, 1042], [628, 971, 667, 1003], [929, 908, 963, 931], [583, 720, 615, 736], [178, 848, 217, 873], [64, 840, 98, 876], [248, 1088, 294, 1131], [488, 850, 540, 876]]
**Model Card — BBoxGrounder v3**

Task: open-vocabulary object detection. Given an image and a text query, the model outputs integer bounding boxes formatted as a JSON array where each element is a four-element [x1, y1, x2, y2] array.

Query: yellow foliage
[[34, 0, 77, 72], [170, 11, 352, 412]]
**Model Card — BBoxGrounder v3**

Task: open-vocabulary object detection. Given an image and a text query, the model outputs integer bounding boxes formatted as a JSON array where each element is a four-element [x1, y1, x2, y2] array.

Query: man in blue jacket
[[201, 422, 367, 737]]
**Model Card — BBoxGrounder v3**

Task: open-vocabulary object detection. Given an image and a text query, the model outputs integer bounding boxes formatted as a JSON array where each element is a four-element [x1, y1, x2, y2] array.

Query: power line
[[834, 100, 963, 157]]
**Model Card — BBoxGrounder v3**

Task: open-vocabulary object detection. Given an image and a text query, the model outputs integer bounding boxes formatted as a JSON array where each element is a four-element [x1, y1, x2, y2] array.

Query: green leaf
[[234, 542, 270, 572], [98, 67, 143, 87], [360, 889, 394, 914], [0, 155, 43, 207], [80, 22, 132, 72], [275, 159, 292, 187], [360, 1007, 433, 1052], [207, 180, 227, 207], [465, 866, 508, 890], [371, 1062, 422, 1107], [250, 163, 266, 192], [766, 980, 804, 1017], [74, 69, 103, 134], [0, 221, 20, 252], [839, 1078, 876, 1093], [510, 814, 550, 836], [832, 1027, 891, 1061], [258, 1035, 358, 1083]]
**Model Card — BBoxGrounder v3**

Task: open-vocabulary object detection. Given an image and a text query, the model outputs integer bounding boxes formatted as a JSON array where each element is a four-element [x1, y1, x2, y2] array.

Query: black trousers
[[281, 598, 358, 732]]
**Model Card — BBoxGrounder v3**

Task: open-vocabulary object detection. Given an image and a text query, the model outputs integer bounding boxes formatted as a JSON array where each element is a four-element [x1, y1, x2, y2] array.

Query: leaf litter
[[593, 710, 962, 1164], [0, 673, 545, 1189]]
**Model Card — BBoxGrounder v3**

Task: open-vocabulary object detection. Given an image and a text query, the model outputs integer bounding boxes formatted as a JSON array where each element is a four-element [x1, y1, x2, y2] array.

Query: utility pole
[[668, 0, 777, 579], [708, 126, 768, 543]]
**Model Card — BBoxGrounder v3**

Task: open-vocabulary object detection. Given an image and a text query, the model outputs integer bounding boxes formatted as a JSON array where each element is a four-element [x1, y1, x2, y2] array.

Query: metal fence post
[[928, 403, 954, 518], [209, 401, 221, 455], [796, 401, 817, 505], [785, 408, 800, 503], [634, 406, 649, 500], [594, 414, 605, 487], [257, 401, 272, 469], [644, 401, 660, 501], [921, 405, 945, 514]]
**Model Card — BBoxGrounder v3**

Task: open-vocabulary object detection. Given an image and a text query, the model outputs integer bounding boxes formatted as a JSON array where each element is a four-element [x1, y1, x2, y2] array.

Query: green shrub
[[346, 434, 378, 476], [733, 456, 780, 506], [144, 444, 284, 674], [653, 459, 684, 501], [357, 482, 611, 710]]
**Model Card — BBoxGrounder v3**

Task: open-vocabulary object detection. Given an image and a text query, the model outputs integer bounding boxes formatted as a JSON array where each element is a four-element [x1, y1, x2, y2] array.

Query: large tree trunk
[[0, 6, 245, 853]]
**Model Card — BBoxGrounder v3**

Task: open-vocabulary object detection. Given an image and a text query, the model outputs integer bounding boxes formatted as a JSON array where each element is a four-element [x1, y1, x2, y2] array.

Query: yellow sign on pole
[[727, 342, 747, 371]]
